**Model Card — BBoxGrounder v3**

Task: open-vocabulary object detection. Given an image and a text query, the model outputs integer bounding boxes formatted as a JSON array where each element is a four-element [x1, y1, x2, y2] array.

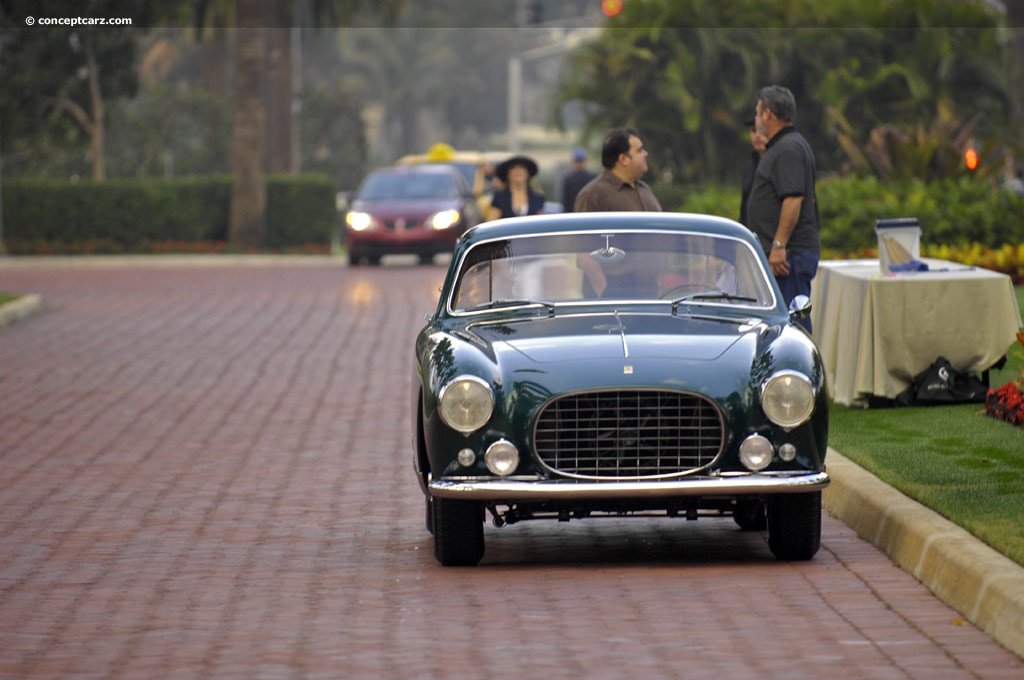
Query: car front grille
[[534, 390, 723, 479], [383, 218, 418, 232]]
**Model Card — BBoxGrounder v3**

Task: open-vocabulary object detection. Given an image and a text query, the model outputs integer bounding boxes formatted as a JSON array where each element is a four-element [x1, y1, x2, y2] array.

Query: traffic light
[[965, 147, 979, 172], [602, 0, 623, 17]]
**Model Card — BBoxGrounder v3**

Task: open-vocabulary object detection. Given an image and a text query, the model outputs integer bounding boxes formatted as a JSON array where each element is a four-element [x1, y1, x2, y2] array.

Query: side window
[[453, 262, 491, 310], [452, 260, 516, 310]]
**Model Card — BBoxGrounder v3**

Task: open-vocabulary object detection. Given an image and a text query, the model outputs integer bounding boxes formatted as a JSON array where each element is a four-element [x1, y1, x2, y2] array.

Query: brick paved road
[[1, 260, 1021, 679]]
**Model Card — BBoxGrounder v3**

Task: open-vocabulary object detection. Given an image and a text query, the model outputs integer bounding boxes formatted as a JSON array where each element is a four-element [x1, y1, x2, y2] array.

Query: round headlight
[[438, 376, 494, 434], [779, 443, 798, 462], [457, 448, 477, 467], [346, 211, 373, 231], [761, 371, 815, 430], [485, 439, 519, 476], [739, 434, 774, 471], [430, 209, 460, 230]]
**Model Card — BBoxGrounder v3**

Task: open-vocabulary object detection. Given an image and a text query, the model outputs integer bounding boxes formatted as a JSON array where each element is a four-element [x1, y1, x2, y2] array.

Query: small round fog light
[[779, 443, 797, 462], [739, 434, 774, 472], [457, 448, 476, 467], [484, 439, 519, 476]]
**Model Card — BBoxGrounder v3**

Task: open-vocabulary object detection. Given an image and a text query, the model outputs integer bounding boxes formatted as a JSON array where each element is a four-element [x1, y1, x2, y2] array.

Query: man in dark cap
[[561, 147, 596, 213]]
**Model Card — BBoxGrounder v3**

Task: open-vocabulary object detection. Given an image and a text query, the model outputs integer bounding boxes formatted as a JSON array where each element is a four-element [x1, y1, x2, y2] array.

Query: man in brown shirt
[[573, 128, 663, 297], [574, 127, 662, 212]]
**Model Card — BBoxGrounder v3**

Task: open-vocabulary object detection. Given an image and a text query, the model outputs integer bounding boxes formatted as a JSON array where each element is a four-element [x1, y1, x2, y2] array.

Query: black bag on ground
[[895, 356, 989, 406]]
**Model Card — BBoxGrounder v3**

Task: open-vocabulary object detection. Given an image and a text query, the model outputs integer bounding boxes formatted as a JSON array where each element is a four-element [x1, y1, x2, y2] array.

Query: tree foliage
[[0, 0, 167, 179], [337, 3, 521, 160], [553, 0, 1016, 184]]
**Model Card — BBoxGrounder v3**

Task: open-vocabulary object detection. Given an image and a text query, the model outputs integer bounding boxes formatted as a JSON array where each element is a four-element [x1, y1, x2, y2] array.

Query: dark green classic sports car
[[413, 212, 829, 566]]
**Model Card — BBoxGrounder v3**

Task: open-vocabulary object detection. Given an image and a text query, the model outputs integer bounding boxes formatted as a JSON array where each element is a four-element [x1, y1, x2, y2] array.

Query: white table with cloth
[[809, 259, 1022, 406]]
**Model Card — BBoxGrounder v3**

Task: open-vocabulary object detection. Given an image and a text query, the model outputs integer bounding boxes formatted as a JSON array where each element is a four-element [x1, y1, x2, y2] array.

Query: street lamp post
[[508, 56, 523, 153], [506, 28, 598, 154]]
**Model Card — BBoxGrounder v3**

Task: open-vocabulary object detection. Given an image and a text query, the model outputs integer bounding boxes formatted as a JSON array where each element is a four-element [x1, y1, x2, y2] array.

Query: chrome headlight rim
[[761, 369, 815, 430], [739, 433, 774, 472], [438, 375, 495, 434], [484, 439, 520, 476]]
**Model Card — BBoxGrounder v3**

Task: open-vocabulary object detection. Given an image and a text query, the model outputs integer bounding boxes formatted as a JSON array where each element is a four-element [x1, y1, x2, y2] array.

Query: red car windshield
[[360, 172, 460, 201]]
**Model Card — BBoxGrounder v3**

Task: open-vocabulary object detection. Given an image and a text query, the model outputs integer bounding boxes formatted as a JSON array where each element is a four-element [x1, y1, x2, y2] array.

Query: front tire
[[433, 497, 484, 566], [766, 491, 821, 560], [424, 496, 434, 534]]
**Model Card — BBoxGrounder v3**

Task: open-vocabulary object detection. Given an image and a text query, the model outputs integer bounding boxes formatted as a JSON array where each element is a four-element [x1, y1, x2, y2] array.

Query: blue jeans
[[775, 250, 819, 333]]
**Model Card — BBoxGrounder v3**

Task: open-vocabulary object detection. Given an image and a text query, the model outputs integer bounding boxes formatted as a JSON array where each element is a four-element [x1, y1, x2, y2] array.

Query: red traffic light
[[602, 0, 623, 17], [965, 148, 979, 171]]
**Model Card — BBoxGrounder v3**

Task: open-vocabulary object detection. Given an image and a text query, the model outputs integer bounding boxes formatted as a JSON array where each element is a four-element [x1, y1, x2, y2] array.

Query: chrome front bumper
[[429, 470, 829, 501]]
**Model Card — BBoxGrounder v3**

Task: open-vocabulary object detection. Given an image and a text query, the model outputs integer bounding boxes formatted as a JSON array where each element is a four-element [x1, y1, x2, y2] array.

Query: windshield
[[359, 171, 460, 201], [450, 231, 776, 312]]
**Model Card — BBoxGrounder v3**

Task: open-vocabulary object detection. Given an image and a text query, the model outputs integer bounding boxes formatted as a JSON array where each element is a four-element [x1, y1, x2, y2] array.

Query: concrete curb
[[0, 294, 43, 327], [824, 447, 1024, 659]]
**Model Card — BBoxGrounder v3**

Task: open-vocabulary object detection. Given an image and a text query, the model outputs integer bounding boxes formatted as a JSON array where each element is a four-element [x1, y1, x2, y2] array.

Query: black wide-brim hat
[[496, 155, 539, 182]]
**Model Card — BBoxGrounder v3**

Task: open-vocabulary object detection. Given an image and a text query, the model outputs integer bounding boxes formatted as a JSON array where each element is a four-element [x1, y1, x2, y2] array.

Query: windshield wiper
[[467, 299, 555, 313], [671, 291, 759, 311]]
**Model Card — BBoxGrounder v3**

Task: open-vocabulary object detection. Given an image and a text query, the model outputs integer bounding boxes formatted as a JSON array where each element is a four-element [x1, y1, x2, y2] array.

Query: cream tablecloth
[[810, 259, 1022, 406]]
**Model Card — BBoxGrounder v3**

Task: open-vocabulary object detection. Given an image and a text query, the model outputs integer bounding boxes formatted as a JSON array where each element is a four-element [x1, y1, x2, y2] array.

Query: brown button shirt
[[574, 170, 662, 212]]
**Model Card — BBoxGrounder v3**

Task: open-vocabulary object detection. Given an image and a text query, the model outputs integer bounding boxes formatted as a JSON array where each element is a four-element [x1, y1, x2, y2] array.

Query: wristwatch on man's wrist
[[772, 240, 786, 249]]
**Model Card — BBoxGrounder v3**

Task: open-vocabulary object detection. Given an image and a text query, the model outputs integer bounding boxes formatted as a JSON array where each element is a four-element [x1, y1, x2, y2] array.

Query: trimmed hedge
[[660, 177, 1024, 253], [4, 174, 1019, 259], [1, 175, 335, 253]]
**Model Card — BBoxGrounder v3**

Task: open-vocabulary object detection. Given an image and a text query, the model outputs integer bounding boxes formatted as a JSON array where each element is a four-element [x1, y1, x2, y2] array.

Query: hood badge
[[624, 365, 634, 374]]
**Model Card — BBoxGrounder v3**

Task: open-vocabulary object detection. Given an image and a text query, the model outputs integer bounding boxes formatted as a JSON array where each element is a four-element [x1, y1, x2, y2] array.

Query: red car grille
[[534, 390, 723, 479], [383, 218, 418, 232]]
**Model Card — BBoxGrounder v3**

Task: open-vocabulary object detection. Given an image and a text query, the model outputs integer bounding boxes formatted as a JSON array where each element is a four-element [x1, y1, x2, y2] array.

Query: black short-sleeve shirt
[[746, 126, 820, 254]]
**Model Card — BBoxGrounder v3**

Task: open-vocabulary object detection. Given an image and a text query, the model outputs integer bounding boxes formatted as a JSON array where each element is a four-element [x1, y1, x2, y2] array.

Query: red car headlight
[[430, 210, 461, 230], [346, 211, 374, 231]]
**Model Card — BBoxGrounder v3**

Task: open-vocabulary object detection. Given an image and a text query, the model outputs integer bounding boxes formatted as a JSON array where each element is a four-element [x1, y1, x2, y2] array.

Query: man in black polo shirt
[[746, 85, 820, 332]]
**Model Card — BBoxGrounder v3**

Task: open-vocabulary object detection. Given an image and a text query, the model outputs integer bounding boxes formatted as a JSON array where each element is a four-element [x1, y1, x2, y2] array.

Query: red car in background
[[344, 164, 482, 266]]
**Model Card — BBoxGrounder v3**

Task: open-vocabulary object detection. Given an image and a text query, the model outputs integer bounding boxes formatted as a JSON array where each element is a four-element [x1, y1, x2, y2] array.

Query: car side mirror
[[788, 294, 812, 320]]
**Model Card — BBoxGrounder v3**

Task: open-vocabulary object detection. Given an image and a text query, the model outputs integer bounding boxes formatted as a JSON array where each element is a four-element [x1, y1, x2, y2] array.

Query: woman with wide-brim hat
[[486, 155, 545, 221]]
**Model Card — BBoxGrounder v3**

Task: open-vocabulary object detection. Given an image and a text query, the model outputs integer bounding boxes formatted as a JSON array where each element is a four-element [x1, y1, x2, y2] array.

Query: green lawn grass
[[828, 285, 1024, 567], [0, 293, 17, 306]]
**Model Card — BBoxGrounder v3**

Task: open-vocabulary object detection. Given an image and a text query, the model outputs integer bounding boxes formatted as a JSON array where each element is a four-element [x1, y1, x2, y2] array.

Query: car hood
[[353, 197, 460, 218], [467, 312, 771, 364]]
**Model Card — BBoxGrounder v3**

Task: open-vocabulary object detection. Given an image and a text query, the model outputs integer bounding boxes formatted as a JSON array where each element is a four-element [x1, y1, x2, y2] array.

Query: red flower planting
[[984, 332, 1024, 428]]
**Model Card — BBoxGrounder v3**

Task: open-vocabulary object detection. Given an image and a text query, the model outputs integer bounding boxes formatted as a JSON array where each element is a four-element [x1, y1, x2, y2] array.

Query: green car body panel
[[413, 212, 829, 565]]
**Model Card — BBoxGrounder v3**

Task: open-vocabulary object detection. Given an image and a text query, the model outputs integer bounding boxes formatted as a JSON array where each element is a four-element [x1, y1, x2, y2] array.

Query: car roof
[[457, 212, 756, 247], [395, 150, 507, 166], [369, 163, 462, 176]]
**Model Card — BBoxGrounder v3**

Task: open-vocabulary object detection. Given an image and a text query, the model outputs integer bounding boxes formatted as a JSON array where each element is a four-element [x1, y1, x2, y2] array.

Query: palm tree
[[338, 26, 462, 159], [226, 0, 405, 248], [228, 0, 267, 247]]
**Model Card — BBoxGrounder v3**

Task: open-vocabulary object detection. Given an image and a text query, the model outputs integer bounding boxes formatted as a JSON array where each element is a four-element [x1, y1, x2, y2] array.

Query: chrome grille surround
[[533, 389, 724, 479]]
